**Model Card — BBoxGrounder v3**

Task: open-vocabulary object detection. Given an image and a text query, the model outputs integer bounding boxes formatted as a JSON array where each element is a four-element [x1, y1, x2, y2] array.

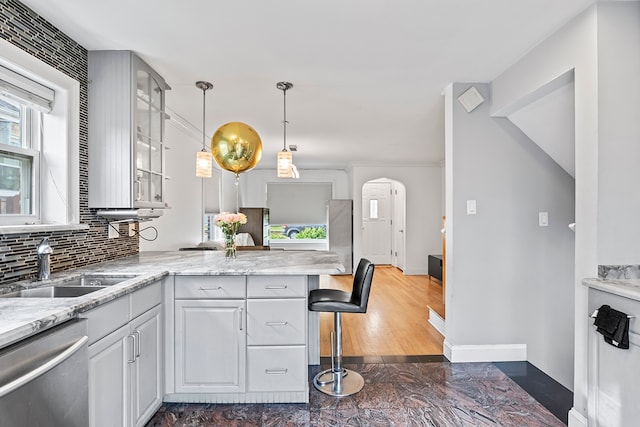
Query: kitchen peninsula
[[0, 250, 344, 417]]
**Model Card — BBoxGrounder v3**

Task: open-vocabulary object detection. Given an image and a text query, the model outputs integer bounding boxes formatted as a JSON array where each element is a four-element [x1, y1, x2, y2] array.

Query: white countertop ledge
[[583, 277, 640, 302]]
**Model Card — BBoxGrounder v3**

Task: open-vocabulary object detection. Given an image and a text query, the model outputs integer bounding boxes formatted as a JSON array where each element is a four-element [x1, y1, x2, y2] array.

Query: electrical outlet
[[108, 222, 119, 238], [128, 223, 136, 237]]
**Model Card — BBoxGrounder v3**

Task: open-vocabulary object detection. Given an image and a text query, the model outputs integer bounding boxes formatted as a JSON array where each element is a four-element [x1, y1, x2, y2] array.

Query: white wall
[[445, 83, 576, 389], [140, 120, 212, 251], [242, 169, 350, 207], [350, 164, 442, 275], [596, 2, 640, 265], [489, 3, 640, 423]]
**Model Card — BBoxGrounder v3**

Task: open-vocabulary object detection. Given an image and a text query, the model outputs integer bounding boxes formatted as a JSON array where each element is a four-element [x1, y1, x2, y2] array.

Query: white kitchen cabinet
[[83, 281, 163, 427], [588, 287, 640, 427], [246, 276, 308, 396], [166, 274, 310, 403], [88, 50, 168, 209]]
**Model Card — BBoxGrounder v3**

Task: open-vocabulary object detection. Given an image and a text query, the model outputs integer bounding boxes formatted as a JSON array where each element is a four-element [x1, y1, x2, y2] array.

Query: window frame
[[0, 102, 41, 224], [0, 37, 80, 233]]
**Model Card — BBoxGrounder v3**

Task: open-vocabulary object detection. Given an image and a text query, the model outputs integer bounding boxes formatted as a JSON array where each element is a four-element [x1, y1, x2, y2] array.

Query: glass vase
[[225, 233, 237, 259]]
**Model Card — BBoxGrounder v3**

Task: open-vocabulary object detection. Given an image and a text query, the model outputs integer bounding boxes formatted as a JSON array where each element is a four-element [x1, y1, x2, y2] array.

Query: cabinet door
[[134, 59, 164, 207], [88, 325, 130, 427], [130, 305, 163, 427], [175, 299, 246, 393]]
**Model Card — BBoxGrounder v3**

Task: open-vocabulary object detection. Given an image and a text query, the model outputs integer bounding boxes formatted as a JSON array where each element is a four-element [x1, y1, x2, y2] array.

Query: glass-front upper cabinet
[[135, 66, 164, 205], [88, 51, 169, 210]]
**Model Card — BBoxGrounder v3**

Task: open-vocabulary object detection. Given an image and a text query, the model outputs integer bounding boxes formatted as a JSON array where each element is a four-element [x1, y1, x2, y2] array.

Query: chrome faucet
[[36, 238, 53, 281]]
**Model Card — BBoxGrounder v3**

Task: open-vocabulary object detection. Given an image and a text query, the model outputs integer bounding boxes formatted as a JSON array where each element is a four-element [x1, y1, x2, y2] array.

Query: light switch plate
[[466, 200, 477, 215], [128, 223, 136, 237], [539, 212, 549, 227]]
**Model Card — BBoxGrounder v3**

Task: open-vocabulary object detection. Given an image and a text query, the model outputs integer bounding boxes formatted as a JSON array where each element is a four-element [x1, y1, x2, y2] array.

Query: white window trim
[[0, 37, 80, 231]]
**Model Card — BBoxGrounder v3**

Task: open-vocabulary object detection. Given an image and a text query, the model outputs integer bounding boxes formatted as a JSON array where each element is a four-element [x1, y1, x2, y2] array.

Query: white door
[[392, 183, 406, 271], [362, 181, 391, 264]]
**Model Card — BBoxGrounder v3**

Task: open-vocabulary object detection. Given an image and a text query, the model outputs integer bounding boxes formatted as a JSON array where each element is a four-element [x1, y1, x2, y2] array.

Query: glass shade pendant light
[[195, 81, 214, 178], [276, 81, 295, 178]]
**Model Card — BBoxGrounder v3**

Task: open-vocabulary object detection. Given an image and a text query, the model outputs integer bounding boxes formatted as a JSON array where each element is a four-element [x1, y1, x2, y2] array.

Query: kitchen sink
[[59, 274, 138, 287], [0, 285, 107, 298], [0, 273, 140, 298]]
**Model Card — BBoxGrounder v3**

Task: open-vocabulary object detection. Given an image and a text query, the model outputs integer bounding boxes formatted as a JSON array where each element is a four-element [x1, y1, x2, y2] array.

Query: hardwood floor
[[319, 266, 445, 356]]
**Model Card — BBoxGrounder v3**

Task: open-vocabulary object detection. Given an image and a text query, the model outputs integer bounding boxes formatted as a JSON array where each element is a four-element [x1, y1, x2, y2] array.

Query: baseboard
[[443, 341, 527, 363], [427, 306, 445, 336], [401, 267, 428, 275], [568, 407, 587, 427]]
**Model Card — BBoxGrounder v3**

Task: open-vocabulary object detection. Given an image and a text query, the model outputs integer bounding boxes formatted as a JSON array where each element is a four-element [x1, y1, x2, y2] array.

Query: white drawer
[[81, 296, 129, 345], [175, 276, 246, 299], [130, 280, 162, 318], [247, 276, 307, 298], [247, 346, 307, 392], [247, 299, 306, 345]]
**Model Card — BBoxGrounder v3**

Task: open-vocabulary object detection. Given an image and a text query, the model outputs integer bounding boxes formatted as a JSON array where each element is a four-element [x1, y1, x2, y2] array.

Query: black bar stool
[[309, 258, 375, 397]]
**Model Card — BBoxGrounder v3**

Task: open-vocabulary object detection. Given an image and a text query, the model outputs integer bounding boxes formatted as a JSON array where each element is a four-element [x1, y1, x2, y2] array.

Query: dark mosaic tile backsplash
[[0, 0, 138, 285]]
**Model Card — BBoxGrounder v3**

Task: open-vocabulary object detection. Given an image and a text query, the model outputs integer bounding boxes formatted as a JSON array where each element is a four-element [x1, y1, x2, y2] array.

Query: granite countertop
[[0, 250, 344, 348], [583, 277, 640, 303]]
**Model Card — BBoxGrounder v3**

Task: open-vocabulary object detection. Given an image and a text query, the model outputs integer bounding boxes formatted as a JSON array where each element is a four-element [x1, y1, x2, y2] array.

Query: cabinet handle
[[265, 285, 287, 290], [239, 307, 243, 331], [134, 330, 141, 357], [265, 369, 288, 375], [199, 286, 222, 291], [127, 334, 136, 363], [265, 321, 288, 326]]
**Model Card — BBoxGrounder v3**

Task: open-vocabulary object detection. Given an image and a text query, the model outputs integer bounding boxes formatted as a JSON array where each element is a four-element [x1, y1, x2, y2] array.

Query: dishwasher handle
[[0, 335, 89, 398]]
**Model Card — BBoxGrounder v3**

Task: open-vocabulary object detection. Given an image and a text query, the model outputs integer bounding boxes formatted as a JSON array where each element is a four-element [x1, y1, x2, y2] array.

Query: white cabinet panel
[[247, 299, 306, 345], [175, 276, 246, 299], [88, 325, 129, 427], [247, 346, 307, 392], [130, 305, 163, 427], [247, 275, 307, 298], [174, 299, 246, 393]]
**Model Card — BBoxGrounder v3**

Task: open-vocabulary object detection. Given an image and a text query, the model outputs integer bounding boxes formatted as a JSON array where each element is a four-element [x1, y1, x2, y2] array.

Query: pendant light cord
[[202, 86, 206, 151], [282, 87, 287, 151]]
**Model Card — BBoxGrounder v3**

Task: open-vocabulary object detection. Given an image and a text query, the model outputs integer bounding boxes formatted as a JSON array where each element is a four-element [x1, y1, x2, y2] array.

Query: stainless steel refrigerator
[[327, 199, 353, 274]]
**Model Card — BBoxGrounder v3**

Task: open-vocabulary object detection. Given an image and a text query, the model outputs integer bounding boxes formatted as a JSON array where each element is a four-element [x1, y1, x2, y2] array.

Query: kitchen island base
[[164, 273, 321, 404]]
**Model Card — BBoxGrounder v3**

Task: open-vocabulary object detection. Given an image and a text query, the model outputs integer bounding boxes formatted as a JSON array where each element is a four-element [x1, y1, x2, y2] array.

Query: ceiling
[[20, 0, 592, 170]]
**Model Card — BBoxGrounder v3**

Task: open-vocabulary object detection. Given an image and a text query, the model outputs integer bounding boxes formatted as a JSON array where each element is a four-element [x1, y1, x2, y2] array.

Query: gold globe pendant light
[[195, 81, 214, 177], [276, 81, 295, 178]]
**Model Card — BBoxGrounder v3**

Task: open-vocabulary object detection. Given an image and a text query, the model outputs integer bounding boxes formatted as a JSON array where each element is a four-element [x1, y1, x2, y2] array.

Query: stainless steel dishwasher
[[0, 319, 89, 427]]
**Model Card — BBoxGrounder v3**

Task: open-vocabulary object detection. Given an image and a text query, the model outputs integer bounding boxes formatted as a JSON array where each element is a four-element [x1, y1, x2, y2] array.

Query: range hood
[[96, 209, 163, 221]]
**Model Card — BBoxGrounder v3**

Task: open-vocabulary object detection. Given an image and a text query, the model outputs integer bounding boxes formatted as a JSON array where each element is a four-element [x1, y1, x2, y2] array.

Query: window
[[0, 97, 40, 221], [0, 38, 80, 230], [267, 182, 331, 240]]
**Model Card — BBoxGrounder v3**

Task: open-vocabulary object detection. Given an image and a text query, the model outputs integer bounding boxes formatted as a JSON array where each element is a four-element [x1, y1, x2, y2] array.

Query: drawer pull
[[265, 285, 288, 290], [265, 321, 288, 326], [199, 286, 223, 291], [265, 369, 288, 375]]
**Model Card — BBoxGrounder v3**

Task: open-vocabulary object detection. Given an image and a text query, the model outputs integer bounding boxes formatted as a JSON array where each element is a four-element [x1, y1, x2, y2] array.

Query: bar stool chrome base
[[313, 368, 364, 397]]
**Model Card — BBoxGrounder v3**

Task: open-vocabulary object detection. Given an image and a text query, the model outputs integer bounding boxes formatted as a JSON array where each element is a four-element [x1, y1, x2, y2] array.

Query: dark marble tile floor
[[146, 358, 570, 427]]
